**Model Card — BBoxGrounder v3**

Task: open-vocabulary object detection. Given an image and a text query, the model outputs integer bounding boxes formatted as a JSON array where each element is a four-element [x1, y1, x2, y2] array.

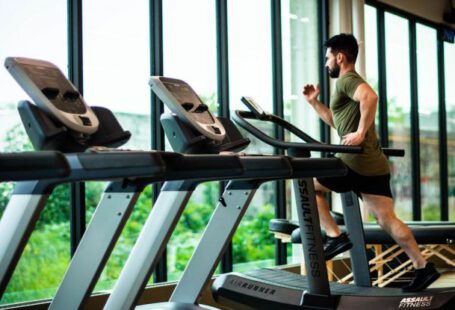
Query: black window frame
[[67, 0, 327, 282], [366, 0, 451, 221]]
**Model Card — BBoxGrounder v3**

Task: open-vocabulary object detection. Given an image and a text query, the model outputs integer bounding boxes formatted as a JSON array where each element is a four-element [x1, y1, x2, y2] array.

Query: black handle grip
[[233, 110, 362, 154]]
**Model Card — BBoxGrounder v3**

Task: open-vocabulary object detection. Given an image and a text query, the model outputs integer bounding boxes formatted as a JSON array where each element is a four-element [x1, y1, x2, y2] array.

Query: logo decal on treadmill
[[229, 279, 276, 296], [398, 296, 433, 308], [297, 179, 322, 278]]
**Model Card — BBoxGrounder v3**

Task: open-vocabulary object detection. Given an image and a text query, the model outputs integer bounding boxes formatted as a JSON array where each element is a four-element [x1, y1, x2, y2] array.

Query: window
[[365, 2, 451, 220], [384, 13, 413, 220], [228, 0, 276, 271], [446, 42, 455, 221], [364, 6, 379, 93], [282, 0, 320, 140], [83, 0, 151, 148], [82, 0, 152, 291], [5, 1, 429, 305], [281, 0, 320, 262], [162, 0, 219, 281], [0, 0, 68, 304], [364, 5, 381, 131], [416, 24, 440, 220]]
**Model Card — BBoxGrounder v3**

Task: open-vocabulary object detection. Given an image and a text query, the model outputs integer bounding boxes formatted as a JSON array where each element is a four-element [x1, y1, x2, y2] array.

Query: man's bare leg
[[362, 193, 426, 269], [314, 179, 342, 237]]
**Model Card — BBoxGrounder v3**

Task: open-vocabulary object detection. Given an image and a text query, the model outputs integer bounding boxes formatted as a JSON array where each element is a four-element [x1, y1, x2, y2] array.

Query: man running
[[303, 33, 439, 292]]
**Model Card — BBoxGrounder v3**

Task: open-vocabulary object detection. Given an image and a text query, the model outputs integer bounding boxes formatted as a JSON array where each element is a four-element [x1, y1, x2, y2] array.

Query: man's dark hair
[[324, 33, 358, 64]]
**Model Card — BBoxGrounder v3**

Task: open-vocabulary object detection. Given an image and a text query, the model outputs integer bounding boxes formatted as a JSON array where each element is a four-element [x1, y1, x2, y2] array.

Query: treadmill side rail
[[337, 291, 455, 310], [213, 273, 337, 310], [213, 273, 304, 307]]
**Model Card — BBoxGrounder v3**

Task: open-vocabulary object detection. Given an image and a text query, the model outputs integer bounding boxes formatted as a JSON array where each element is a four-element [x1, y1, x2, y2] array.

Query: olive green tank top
[[331, 71, 389, 176]]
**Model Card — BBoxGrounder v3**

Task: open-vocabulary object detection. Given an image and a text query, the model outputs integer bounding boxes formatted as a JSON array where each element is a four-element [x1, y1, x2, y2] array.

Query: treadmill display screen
[[22, 63, 87, 114], [163, 81, 215, 124], [242, 97, 266, 116]]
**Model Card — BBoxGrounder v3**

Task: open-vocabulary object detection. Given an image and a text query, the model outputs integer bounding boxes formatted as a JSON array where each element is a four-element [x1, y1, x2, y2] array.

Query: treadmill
[[0, 57, 245, 308], [103, 77, 361, 310], [211, 96, 455, 309]]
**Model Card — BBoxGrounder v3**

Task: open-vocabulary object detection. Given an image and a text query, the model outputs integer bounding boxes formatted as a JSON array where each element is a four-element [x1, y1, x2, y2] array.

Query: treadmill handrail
[[234, 111, 406, 157], [233, 110, 362, 154], [0, 151, 70, 182]]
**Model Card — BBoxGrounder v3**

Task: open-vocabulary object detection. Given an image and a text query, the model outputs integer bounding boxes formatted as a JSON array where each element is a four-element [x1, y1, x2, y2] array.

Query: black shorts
[[317, 166, 393, 198]]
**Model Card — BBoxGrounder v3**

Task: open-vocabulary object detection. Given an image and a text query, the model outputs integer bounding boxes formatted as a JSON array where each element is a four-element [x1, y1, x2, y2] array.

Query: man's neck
[[339, 64, 356, 77]]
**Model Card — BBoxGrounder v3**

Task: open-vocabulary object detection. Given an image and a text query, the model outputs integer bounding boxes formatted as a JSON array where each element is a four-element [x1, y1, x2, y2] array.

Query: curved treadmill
[[211, 97, 455, 310]]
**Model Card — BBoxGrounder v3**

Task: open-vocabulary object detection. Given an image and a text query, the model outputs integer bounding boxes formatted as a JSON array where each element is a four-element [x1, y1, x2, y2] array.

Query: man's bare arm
[[342, 83, 378, 145], [302, 84, 335, 129], [309, 99, 335, 129]]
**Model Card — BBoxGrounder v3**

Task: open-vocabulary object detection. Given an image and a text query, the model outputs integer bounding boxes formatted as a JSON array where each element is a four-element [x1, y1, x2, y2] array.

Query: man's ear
[[336, 52, 344, 64]]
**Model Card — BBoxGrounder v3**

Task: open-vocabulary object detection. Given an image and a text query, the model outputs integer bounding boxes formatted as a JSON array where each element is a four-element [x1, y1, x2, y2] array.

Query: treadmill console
[[241, 96, 268, 119], [5, 57, 99, 135], [149, 76, 226, 142]]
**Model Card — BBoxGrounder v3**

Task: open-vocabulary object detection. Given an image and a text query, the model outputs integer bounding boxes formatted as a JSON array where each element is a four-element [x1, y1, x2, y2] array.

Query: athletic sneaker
[[324, 232, 353, 260], [402, 263, 440, 292]]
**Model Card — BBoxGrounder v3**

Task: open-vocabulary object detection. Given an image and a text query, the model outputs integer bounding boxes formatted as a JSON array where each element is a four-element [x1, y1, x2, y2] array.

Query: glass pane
[[385, 13, 412, 220], [228, 0, 276, 272], [416, 24, 440, 220], [364, 6, 379, 93], [282, 0, 320, 141], [82, 0, 152, 291], [446, 42, 455, 221], [0, 0, 69, 304], [364, 5, 380, 132], [228, 0, 273, 116], [163, 0, 218, 112], [281, 0, 320, 263], [83, 0, 151, 150], [162, 0, 219, 281]]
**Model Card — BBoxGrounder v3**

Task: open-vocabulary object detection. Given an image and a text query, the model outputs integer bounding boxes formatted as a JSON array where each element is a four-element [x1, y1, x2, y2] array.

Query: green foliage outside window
[[232, 204, 275, 263]]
